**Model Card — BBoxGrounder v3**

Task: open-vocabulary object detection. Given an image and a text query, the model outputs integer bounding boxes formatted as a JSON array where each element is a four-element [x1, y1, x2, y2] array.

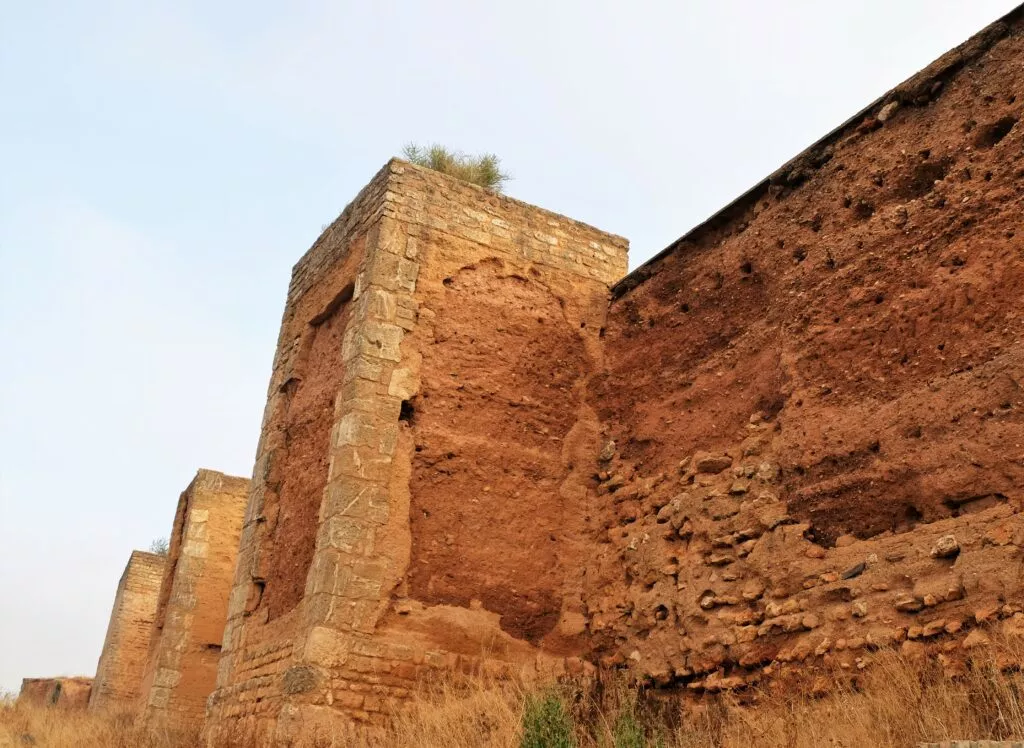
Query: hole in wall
[[942, 492, 1008, 517], [897, 156, 954, 199], [974, 115, 1017, 149], [823, 586, 855, 603], [852, 200, 875, 220], [310, 282, 354, 326], [399, 400, 416, 423]]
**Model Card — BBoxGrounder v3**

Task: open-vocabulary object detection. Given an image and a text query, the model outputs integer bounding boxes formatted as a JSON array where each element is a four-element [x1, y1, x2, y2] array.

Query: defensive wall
[[17, 678, 92, 710], [184, 4, 1024, 743], [584, 4, 1024, 691]]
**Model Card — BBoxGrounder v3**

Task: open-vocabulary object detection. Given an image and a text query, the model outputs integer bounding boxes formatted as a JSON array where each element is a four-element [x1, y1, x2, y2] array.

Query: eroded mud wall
[[585, 11, 1024, 690], [18, 678, 93, 709], [89, 552, 165, 711], [406, 260, 590, 644], [388, 169, 625, 666], [138, 470, 248, 722]]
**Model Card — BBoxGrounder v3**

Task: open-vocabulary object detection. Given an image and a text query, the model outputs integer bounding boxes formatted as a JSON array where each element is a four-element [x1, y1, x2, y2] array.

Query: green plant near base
[[611, 711, 646, 748], [520, 691, 577, 748], [402, 143, 510, 192]]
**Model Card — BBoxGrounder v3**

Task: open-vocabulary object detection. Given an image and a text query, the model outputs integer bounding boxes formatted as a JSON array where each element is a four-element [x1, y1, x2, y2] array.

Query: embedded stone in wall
[[88, 551, 165, 712], [17, 677, 93, 709], [137, 469, 249, 723]]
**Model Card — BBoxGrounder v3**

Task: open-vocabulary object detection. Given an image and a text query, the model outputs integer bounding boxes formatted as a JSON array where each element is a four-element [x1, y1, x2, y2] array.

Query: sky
[[0, 0, 1019, 693]]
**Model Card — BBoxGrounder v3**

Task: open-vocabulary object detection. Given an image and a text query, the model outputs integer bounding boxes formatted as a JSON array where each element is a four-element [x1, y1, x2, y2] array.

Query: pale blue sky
[[0, 0, 1017, 692]]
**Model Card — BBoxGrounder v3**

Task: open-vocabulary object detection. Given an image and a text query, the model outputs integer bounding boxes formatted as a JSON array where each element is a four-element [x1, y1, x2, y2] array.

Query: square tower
[[137, 469, 249, 723], [89, 551, 165, 711], [205, 160, 627, 745]]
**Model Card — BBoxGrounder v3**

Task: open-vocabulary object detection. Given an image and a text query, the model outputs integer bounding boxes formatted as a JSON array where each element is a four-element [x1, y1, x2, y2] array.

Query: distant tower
[[89, 551, 165, 711], [136, 469, 249, 724]]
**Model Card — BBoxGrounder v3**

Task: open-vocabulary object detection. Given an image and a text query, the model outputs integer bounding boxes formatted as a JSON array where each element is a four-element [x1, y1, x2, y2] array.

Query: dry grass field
[[3, 639, 1024, 747], [0, 699, 200, 748]]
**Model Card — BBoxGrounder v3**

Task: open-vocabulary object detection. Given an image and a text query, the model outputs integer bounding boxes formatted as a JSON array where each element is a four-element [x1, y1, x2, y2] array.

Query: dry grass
[[0, 703, 199, 748], [665, 648, 1024, 748], [4, 640, 1024, 747], [402, 143, 510, 192]]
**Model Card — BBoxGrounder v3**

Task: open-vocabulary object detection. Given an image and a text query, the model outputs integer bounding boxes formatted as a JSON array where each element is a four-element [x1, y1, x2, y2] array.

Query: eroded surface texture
[[583, 14, 1024, 691]]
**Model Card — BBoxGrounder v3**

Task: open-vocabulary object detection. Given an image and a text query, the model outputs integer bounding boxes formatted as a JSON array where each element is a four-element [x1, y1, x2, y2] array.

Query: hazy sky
[[0, 0, 1018, 693]]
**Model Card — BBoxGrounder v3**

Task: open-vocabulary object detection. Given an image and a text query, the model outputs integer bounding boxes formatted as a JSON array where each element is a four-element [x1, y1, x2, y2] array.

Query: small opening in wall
[[974, 115, 1017, 149], [310, 282, 354, 326], [399, 400, 416, 423], [245, 580, 265, 616], [205, 643, 223, 652]]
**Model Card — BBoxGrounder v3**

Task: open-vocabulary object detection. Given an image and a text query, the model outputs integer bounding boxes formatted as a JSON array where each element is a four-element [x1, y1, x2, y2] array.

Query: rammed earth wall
[[583, 6, 1024, 692], [18, 677, 93, 709]]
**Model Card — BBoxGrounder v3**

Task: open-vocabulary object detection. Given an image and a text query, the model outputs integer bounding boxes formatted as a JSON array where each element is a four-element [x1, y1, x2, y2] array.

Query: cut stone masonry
[[137, 469, 249, 723], [88, 551, 165, 712]]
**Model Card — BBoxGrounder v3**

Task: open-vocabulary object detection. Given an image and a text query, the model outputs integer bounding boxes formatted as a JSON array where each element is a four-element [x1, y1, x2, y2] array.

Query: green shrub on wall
[[402, 143, 510, 192]]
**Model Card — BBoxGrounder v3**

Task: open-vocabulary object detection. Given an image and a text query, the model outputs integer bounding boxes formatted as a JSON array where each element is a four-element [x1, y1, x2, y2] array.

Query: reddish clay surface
[[202, 13, 1024, 740], [18, 678, 93, 709], [407, 259, 592, 642], [579, 15, 1024, 689], [260, 240, 363, 621]]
